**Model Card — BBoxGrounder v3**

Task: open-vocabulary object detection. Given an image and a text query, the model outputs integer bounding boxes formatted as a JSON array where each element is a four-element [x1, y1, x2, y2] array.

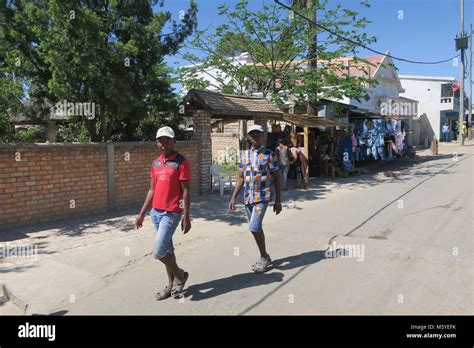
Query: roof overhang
[[182, 89, 284, 120], [283, 114, 353, 128]]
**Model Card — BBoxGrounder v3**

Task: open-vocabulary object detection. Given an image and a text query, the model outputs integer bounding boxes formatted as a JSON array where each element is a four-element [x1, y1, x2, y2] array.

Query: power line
[[275, 0, 460, 65]]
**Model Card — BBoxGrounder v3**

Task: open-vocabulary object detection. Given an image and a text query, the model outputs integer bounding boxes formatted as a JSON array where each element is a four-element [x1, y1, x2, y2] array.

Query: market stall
[[349, 114, 411, 162], [266, 114, 356, 178]]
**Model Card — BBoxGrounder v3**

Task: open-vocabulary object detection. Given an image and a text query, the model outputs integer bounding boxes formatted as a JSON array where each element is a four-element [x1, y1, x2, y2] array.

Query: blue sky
[[159, 0, 473, 91]]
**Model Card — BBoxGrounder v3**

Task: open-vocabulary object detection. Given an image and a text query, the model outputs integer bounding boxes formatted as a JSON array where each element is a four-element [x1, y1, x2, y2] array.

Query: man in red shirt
[[135, 126, 191, 300]]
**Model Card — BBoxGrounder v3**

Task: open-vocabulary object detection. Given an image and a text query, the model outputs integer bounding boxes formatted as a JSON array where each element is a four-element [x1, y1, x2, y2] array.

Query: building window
[[441, 83, 455, 98]]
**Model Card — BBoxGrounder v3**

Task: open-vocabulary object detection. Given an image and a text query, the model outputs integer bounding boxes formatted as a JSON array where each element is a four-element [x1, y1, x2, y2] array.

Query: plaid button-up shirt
[[239, 146, 279, 204]]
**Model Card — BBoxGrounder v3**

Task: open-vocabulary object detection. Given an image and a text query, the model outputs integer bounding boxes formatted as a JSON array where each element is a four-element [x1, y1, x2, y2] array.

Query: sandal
[[155, 286, 172, 301], [171, 271, 189, 297], [252, 257, 272, 273]]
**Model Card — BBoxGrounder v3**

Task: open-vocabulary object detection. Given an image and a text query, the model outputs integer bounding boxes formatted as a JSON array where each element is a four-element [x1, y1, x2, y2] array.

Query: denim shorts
[[245, 201, 269, 233], [150, 208, 182, 259]]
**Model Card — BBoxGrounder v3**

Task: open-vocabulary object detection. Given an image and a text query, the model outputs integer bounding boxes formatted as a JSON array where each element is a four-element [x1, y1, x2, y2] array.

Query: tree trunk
[[105, 117, 114, 141], [86, 118, 99, 142], [97, 95, 106, 142]]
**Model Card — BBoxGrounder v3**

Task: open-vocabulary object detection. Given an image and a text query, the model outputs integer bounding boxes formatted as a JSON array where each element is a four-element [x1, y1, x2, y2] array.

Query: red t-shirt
[[150, 152, 191, 213]]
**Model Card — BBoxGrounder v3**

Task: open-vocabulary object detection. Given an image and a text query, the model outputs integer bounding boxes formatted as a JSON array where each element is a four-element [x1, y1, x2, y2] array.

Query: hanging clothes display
[[350, 117, 407, 161], [395, 133, 405, 153]]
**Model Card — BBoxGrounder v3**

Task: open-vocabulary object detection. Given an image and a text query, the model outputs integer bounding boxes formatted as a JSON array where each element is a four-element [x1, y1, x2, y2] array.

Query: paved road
[[57, 144, 473, 315], [1, 143, 472, 315]]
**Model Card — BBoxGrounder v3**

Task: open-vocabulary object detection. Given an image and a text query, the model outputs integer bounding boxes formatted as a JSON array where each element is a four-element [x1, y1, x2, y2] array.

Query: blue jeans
[[371, 145, 378, 160], [377, 146, 386, 160], [442, 132, 449, 142], [150, 208, 182, 259], [245, 201, 269, 233]]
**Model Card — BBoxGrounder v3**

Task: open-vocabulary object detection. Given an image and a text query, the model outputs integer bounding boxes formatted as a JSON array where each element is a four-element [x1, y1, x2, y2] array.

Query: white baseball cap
[[247, 124, 264, 134], [156, 126, 175, 139]]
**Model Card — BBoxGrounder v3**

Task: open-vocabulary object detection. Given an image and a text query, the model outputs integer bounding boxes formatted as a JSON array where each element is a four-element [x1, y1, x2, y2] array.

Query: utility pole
[[469, 23, 472, 140], [304, 0, 317, 158], [459, 0, 465, 145]]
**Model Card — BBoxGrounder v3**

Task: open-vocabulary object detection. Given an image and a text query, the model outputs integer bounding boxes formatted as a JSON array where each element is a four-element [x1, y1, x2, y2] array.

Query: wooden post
[[304, 126, 309, 158], [239, 119, 247, 150]]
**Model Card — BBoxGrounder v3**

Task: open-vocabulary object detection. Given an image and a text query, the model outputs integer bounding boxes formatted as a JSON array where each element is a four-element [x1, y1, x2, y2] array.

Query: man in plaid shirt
[[228, 124, 282, 273]]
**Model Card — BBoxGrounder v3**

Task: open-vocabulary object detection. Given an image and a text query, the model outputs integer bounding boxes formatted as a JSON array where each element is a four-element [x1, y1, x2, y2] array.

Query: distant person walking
[[462, 121, 468, 144], [135, 126, 191, 300], [228, 125, 282, 273], [442, 122, 450, 142]]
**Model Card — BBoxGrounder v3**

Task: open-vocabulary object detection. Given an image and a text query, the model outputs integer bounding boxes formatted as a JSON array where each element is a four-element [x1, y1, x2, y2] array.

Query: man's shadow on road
[[182, 248, 342, 301], [182, 271, 285, 301]]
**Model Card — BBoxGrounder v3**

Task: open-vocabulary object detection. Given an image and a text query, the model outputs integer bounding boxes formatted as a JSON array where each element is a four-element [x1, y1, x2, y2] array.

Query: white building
[[399, 75, 460, 142], [329, 54, 407, 114], [182, 52, 417, 117], [319, 53, 419, 145], [180, 52, 254, 96], [181, 52, 419, 145]]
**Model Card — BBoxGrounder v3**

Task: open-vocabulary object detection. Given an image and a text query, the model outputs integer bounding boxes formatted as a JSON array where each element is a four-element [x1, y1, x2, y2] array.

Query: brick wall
[[114, 141, 199, 209], [211, 133, 240, 164], [0, 141, 199, 230], [0, 144, 108, 230], [221, 120, 240, 133]]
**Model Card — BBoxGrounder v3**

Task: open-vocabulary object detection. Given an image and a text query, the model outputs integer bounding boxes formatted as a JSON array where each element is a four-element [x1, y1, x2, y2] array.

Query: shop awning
[[282, 114, 353, 128]]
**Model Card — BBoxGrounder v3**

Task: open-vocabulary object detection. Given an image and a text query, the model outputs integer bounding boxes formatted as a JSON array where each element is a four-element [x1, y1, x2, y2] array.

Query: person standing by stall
[[276, 139, 290, 190], [299, 150, 309, 189], [289, 142, 309, 189], [288, 141, 300, 186]]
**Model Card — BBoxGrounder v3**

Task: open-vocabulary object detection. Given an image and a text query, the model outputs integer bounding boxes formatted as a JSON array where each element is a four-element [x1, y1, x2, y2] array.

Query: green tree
[[0, 0, 197, 142], [0, 8, 22, 141], [180, 0, 377, 111], [0, 59, 24, 141]]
